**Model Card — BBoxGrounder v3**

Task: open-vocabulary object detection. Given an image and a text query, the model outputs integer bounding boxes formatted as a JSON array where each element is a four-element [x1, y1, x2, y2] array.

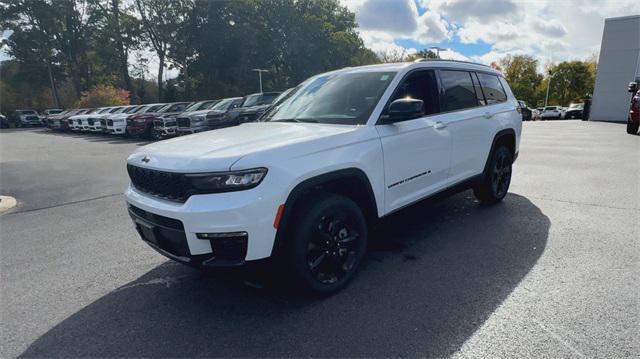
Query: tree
[[135, 0, 193, 101], [406, 49, 438, 62], [500, 55, 543, 106], [546, 61, 595, 106], [75, 84, 130, 107]]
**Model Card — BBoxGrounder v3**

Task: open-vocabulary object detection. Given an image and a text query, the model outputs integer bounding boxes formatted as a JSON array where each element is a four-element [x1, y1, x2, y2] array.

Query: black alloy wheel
[[474, 146, 513, 204], [286, 193, 367, 295]]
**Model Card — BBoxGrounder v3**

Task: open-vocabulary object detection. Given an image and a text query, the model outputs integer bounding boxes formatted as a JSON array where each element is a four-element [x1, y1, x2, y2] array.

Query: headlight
[[185, 168, 267, 193], [193, 115, 206, 122]]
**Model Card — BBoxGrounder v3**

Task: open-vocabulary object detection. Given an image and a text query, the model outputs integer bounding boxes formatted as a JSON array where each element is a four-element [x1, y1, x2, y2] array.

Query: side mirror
[[629, 82, 638, 93], [382, 98, 424, 123]]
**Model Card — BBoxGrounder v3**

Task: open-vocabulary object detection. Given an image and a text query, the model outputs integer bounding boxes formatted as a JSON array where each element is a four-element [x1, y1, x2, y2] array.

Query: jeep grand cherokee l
[[125, 60, 521, 294]]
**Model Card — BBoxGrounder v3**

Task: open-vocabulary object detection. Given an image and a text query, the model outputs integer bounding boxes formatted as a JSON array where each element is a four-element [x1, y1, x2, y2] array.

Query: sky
[[1, 0, 638, 75], [341, 0, 639, 69]]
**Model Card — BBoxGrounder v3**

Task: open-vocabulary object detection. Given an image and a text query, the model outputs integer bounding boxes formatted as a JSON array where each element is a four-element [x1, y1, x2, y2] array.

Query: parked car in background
[[236, 91, 283, 124], [69, 108, 106, 131], [174, 100, 223, 135], [222, 92, 282, 126], [107, 104, 165, 135], [627, 82, 639, 134], [124, 61, 522, 294], [13, 109, 42, 127], [540, 106, 562, 120], [127, 102, 190, 139], [531, 108, 541, 121], [563, 103, 583, 119], [43, 109, 64, 116], [58, 109, 89, 130], [517, 100, 532, 121], [203, 97, 245, 130], [0, 114, 9, 128], [99, 105, 140, 133]]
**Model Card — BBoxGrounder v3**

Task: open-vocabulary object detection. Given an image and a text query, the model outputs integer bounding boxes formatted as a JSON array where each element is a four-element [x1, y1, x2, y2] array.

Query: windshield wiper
[[272, 118, 318, 123]]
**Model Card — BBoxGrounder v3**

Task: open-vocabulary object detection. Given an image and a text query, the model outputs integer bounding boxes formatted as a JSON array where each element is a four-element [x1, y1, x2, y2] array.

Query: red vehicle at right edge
[[627, 82, 639, 135]]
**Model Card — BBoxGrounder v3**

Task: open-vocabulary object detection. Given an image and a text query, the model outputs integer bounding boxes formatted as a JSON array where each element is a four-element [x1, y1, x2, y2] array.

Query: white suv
[[125, 60, 521, 294]]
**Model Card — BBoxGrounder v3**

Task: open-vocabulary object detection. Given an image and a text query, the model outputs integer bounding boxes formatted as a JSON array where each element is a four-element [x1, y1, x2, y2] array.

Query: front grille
[[88, 119, 95, 125], [26, 116, 39, 121], [127, 164, 187, 202], [100, 119, 107, 126], [176, 117, 190, 128], [107, 119, 113, 126]]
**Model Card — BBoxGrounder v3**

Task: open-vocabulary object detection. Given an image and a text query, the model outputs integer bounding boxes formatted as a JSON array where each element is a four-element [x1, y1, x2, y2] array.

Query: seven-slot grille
[[100, 119, 107, 126], [107, 119, 114, 126], [127, 164, 187, 202], [88, 118, 95, 125], [176, 117, 190, 128]]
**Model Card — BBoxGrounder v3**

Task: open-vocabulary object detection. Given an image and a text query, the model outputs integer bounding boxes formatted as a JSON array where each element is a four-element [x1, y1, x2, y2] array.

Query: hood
[[240, 104, 271, 114], [128, 122, 362, 172], [179, 109, 209, 118]]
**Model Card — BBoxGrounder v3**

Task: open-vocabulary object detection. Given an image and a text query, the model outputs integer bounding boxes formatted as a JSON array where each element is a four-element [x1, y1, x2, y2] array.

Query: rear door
[[439, 70, 500, 184], [376, 69, 452, 213]]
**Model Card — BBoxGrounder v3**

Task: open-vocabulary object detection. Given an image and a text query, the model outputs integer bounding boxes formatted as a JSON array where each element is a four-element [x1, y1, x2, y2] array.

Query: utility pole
[[545, 72, 555, 107], [429, 46, 449, 59], [251, 69, 269, 92]]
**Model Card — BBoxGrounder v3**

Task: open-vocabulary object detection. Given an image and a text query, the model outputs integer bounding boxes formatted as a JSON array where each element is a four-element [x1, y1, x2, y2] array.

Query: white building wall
[[590, 15, 640, 122]]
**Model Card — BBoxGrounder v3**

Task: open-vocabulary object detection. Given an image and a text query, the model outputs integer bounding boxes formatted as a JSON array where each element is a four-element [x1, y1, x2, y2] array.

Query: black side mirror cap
[[381, 98, 425, 123]]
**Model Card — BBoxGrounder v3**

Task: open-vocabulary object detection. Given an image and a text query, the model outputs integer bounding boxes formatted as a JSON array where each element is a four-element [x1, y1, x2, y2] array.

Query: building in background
[[590, 15, 640, 122]]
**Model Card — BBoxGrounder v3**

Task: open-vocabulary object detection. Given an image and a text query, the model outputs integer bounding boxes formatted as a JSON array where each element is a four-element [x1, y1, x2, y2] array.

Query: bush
[[75, 85, 130, 108]]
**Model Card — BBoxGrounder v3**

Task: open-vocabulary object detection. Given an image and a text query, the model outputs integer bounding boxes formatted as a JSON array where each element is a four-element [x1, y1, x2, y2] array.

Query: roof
[[336, 60, 501, 75]]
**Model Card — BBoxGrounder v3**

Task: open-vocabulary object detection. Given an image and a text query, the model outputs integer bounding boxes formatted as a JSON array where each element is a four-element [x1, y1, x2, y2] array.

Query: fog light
[[196, 231, 248, 240]]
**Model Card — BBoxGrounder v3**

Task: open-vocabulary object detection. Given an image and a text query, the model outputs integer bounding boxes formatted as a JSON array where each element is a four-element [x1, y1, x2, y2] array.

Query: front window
[[210, 98, 236, 111], [263, 71, 397, 125], [241, 94, 261, 108]]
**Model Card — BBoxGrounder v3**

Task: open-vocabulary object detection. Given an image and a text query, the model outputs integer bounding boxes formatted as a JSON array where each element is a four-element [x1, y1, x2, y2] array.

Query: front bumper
[[177, 125, 209, 134], [125, 184, 279, 265]]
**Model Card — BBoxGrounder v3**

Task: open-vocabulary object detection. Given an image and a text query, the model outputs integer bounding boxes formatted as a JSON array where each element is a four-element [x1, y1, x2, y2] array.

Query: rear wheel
[[627, 119, 639, 134], [285, 193, 368, 295], [474, 146, 513, 204]]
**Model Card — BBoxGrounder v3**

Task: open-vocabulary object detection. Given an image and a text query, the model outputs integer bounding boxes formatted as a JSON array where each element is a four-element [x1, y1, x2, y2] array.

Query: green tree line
[[0, 0, 377, 113]]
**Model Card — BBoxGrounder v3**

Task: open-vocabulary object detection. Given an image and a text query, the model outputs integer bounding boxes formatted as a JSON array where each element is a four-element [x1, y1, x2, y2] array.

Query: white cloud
[[344, 0, 639, 69]]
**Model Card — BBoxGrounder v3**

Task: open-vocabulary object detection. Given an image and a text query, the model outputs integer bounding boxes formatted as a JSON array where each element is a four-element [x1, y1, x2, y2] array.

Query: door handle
[[483, 112, 493, 119], [434, 121, 447, 130]]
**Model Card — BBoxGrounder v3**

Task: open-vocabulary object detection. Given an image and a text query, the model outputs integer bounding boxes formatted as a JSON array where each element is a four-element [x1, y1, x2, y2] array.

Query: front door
[[376, 70, 452, 213]]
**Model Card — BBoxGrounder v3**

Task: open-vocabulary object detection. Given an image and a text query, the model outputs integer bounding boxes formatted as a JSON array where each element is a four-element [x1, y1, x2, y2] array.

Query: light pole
[[429, 46, 449, 59], [251, 68, 269, 92], [544, 72, 555, 107]]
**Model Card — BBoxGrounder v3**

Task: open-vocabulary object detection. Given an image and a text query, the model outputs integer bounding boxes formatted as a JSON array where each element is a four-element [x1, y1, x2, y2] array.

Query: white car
[[68, 108, 104, 131], [106, 104, 165, 135], [125, 60, 522, 294], [540, 106, 562, 120]]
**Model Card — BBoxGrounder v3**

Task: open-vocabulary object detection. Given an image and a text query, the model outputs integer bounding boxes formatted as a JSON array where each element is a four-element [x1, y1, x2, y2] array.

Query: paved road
[[1, 122, 638, 358]]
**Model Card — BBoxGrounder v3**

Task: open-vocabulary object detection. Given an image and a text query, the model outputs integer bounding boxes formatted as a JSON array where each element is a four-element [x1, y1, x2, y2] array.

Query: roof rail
[[412, 58, 495, 70]]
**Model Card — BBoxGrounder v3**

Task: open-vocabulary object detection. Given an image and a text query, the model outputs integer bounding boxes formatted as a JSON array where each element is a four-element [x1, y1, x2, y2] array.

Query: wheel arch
[[483, 128, 517, 174], [272, 168, 379, 256]]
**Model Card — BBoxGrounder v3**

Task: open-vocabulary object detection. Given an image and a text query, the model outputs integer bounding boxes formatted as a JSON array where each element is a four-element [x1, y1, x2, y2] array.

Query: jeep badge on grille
[[141, 156, 150, 163]]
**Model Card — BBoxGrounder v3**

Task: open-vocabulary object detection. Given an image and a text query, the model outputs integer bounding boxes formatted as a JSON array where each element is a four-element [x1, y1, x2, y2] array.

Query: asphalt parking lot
[[1, 121, 638, 358]]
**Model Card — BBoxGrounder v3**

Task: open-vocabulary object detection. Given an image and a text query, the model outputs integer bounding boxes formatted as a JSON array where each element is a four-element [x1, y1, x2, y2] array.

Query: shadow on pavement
[[34, 128, 152, 146], [21, 192, 549, 357]]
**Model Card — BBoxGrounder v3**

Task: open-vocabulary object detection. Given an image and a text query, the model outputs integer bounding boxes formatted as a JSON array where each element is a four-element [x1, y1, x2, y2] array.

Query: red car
[[125, 102, 190, 138], [627, 82, 639, 135]]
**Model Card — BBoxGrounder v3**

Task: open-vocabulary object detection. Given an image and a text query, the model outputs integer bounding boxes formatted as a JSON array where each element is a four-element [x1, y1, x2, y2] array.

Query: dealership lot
[[1, 121, 638, 357]]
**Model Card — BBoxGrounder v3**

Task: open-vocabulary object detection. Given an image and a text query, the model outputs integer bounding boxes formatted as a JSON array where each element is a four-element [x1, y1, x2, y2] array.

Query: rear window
[[477, 73, 507, 104], [440, 70, 478, 111]]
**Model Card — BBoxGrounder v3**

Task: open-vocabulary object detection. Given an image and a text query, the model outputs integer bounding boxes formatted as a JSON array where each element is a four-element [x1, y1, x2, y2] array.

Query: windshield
[[241, 94, 261, 107], [123, 106, 140, 114], [263, 71, 396, 125], [184, 100, 217, 112], [145, 104, 164, 113]]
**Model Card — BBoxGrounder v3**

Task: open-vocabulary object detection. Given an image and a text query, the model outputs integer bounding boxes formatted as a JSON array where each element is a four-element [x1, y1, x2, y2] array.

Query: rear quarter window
[[477, 73, 507, 104]]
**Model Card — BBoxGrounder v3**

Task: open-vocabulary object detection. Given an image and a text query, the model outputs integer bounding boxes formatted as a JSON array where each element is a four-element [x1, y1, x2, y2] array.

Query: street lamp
[[429, 46, 449, 58], [251, 68, 269, 92], [544, 72, 556, 107]]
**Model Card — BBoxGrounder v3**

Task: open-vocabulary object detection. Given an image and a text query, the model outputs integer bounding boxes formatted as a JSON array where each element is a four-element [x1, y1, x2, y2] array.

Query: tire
[[473, 146, 513, 204], [285, 193, 368, 295], [627, 120, 639, 135]]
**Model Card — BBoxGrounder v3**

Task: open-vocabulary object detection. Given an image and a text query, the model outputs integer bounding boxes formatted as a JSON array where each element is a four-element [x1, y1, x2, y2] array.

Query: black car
[[228, 92, 282, 125], [518, 100, 533, 121], [563, 104, 583, 119], [204, 97, 245, 130], [0, 114, 9, 128]]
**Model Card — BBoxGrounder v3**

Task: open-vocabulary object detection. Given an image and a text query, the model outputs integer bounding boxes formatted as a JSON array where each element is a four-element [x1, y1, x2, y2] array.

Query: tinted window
[[389, 70, 440, 116], [259, 93, 280, 105], [440, 70, 478, 111], [477, 73, 507, 104], [168, 103, 188, 112]]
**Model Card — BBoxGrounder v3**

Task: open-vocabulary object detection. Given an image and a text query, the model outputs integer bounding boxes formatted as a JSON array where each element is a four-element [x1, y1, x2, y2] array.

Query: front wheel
[[627, 120, 639, 134], [285, 193, 368, 295], [474, 146, 513, 204]]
